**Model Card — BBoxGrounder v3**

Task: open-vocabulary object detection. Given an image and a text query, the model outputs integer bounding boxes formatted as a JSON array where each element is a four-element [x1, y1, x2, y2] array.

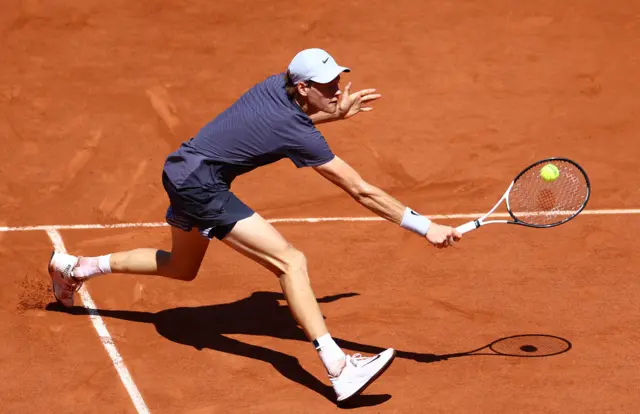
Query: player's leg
[[222, 212, 328, 342], [109, 225, 209, 280], [49, 176, 219, 304], [67, 225, 210, 280], [222, 213, 396, 402], [48, 219, 210, 307]]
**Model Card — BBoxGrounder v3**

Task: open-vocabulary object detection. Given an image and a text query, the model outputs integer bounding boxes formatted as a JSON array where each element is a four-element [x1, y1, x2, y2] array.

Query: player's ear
[[296, 81, 310, 97]]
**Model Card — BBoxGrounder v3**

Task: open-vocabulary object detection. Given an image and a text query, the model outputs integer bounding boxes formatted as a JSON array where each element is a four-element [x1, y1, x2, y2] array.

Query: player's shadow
[[46, 291, 572, 407], [46, 291, 392, 408]]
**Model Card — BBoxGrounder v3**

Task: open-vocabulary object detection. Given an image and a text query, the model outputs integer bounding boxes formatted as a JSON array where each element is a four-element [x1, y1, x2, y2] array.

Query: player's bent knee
[[279, 246, 308, 275], [159, 265, 199, 281], [158, 256, 201, 281], [176, 268, 199, 281]]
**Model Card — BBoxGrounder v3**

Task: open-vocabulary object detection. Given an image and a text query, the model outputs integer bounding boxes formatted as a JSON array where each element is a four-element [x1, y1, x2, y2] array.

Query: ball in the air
[[540, 163, 560, 182]]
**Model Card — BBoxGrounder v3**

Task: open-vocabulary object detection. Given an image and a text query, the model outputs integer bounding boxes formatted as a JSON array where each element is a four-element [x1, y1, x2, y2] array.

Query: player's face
[[306, 76, 341, 113]]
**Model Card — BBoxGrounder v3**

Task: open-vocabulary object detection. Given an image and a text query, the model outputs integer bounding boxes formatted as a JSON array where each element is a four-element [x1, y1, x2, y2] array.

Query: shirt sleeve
[[277, 113, 335, 168], [287, 128, 335, 168]]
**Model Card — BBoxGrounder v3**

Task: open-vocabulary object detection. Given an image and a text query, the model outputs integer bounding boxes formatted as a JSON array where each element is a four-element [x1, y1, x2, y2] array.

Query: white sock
[[98, 254, 112, 274], [314, 333, 346, 378], [73, 255, 112, 279]]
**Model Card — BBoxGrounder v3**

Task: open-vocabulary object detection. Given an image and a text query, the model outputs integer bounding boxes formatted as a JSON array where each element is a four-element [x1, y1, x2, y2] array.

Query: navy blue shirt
[[163, 74, 335, 191]]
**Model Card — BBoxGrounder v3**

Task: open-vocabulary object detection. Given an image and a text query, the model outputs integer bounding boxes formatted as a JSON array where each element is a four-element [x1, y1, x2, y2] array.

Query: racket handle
[[456, 220, 480, 235]]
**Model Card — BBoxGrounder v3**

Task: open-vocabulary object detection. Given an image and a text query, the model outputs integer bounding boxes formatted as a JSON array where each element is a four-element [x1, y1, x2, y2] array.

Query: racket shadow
[[335, 334, 572, 364]]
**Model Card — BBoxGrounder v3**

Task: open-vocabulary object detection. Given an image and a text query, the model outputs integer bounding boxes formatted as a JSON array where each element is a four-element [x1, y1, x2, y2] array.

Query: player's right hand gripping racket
[[456, 157, 591, 235]]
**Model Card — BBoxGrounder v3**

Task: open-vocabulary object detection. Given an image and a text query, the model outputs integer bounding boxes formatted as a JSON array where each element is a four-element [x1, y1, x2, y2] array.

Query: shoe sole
[[48, 250, 80, 307], [48, 250, 66, 305], [48, 250, 56, 272], [336, 349, 397, 404]]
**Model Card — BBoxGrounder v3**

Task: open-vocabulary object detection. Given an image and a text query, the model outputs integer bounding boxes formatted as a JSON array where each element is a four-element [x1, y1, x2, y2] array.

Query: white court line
[[46, 229, 150, 414], [2, 208, 640, 232]]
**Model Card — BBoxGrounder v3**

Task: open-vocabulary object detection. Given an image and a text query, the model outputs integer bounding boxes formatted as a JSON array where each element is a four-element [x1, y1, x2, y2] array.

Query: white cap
[[287, 48, 350, 84]]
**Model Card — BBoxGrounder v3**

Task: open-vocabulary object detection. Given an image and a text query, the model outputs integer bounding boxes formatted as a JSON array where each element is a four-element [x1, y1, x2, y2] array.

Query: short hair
[[284, 70, 300, 99]]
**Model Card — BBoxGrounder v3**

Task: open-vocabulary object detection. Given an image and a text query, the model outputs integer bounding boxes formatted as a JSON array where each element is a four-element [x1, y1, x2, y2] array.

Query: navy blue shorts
[[162, 172, 254, 240]]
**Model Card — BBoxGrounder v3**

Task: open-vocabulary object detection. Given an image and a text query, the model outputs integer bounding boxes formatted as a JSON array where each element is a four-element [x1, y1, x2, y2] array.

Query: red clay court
[[1, 0, 639, 412]]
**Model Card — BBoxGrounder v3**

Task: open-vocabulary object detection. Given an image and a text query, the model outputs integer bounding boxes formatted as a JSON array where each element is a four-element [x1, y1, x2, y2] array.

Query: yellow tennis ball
[[540, 163, 560, 182]]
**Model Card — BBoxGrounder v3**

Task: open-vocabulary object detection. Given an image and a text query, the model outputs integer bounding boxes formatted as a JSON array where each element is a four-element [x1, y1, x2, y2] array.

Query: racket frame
[[456, 157, 591, 234]]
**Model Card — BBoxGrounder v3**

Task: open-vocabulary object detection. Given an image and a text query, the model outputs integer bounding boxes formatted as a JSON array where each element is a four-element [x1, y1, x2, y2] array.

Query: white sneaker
[[331, 348, 396, 403], [48, 251, 82, 307]]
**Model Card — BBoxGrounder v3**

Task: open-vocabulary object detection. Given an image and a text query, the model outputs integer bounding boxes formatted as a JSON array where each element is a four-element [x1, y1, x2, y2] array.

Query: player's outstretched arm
[[313, 156, 461, 247]]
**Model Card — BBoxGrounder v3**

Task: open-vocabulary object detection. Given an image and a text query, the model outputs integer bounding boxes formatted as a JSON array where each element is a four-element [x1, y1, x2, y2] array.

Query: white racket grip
[[456, 220, 480, 235]]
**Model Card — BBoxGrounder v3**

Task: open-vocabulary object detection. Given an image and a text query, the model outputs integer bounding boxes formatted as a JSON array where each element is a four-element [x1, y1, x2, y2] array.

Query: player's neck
[[294, 96, 317, 116]]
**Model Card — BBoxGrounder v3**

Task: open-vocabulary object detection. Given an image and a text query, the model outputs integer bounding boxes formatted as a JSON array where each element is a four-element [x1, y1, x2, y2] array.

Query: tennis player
[[48, 48, 461, 403]]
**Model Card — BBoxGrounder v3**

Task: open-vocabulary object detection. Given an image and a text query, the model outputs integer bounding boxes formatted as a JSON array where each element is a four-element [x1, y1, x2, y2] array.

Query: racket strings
[[508, 160, 589, 226]]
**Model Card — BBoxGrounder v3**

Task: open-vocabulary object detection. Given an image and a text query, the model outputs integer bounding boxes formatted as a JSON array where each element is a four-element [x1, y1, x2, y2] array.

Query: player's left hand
[[337, 82, 381, 119]]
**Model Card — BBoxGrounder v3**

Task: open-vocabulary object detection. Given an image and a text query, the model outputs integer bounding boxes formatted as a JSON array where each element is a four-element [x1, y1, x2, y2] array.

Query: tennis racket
[[456, 157, 591, 235]]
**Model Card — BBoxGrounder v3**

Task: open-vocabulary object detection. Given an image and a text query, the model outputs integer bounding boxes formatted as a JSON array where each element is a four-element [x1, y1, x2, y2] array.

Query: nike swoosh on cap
[[322, 57, 329, 63]]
